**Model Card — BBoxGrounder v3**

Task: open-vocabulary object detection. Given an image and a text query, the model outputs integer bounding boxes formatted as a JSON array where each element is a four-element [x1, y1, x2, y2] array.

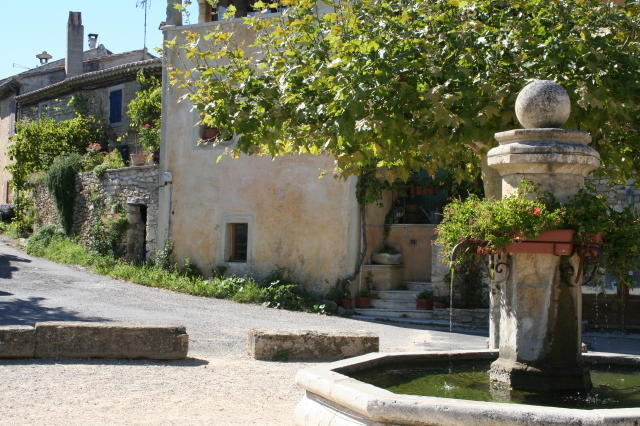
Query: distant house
[[0, 11, 160, 203]]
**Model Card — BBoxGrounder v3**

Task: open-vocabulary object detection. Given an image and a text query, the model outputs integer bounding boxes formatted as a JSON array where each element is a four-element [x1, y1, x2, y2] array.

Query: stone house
[[157, 1, 436, 296], [7, 11, 163, 262], [0, 11, 159, 204]]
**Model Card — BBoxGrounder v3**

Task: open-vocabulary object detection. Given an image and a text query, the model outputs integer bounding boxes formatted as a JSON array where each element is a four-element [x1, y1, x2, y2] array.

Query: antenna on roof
[[12, 63, 31, 70], [136, 0, 150, 56]]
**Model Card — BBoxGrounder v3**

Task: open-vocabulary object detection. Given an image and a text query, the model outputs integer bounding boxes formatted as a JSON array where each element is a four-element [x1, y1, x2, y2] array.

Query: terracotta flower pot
[[130, 153, 147, 166], [433, 301, 447, 309], [355, 297, 371, 309], [341, 298, 353, 309], [506, 229, 575, 256], [416, 298, 433, 310]]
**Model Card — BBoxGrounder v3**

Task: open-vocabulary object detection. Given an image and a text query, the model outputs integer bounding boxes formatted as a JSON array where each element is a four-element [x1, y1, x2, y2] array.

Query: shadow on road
[[0, 357, 210, 367], [350, 316, 489, 337], [0, 296, 108, 325], [0, 253, 31, 279]]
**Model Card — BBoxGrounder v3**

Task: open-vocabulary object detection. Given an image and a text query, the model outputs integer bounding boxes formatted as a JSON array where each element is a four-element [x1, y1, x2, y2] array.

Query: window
[[109, 88, 123, 124], [228, 223, 248, 262]]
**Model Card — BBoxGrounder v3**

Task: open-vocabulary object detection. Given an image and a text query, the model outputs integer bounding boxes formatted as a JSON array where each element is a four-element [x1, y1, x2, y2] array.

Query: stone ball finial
[[515, 80, 570, 129]]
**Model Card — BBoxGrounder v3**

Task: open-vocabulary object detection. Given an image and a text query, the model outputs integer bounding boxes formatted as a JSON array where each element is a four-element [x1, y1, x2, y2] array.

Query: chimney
[[65, 11, 84, 78], [166, 0, 183, 26], [88, 33, 98, 49], [36, 51, 52, 65]]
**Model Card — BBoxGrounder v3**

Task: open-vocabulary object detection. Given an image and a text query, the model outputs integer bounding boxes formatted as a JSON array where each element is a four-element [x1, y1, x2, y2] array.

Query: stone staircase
[[353, 280, 452, 327]]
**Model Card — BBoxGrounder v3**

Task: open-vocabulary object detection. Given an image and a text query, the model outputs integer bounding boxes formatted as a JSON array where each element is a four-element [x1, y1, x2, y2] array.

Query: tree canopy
[[173, 0, 640, 200]]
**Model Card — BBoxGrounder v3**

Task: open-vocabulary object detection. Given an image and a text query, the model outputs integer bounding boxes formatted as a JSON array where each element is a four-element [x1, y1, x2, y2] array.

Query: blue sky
[[1, 0, 199, 80]]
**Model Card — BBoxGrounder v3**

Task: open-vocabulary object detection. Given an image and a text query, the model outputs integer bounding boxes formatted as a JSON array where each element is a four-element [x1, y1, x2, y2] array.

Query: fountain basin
[[295, 350, 640, 425]]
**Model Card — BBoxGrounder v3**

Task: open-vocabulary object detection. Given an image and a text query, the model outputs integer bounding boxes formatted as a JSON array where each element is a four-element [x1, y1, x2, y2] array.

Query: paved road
[[0, 239, 488, 356]]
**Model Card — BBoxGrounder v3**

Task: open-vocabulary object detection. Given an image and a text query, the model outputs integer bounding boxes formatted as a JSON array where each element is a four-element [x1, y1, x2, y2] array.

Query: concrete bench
[[248, 329, 379, 361], [0, 322, 189, 360]]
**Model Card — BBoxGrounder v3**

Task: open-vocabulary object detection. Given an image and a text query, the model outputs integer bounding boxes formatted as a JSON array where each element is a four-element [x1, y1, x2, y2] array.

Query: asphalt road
[[0, 238, 488, 357]]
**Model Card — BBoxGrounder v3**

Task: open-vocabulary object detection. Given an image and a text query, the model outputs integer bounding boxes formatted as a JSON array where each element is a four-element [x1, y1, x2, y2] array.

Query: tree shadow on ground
[[0, 253, 31, 279], [0, 357, 209, 367], [350, 316, 488, 337], [0, 297, 108, 326]]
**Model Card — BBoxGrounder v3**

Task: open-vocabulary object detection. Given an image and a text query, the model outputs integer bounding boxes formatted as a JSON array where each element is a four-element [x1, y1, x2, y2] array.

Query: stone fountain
[[487, 80, 599, 393], [294, 81, 640, 425]]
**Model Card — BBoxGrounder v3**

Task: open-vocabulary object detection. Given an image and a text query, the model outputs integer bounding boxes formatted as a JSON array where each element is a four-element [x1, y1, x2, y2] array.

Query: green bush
[[262, 280, 304, 310], [23, 231, 331, 314], [9, 114, 107, 192], [25, 225, 66, 256], [43, 154, 84, 235]]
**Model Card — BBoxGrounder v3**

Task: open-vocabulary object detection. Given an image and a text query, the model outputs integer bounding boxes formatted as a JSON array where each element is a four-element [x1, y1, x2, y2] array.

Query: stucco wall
[[160, 19, 360, 293]]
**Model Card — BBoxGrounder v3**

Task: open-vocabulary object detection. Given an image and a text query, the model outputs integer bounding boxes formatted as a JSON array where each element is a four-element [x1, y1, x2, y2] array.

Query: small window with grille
[[227, 223, 248, 262]]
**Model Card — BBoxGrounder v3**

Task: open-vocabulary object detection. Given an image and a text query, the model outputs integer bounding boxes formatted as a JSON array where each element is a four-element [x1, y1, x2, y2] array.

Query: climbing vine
[[43, 154, 84, 235]]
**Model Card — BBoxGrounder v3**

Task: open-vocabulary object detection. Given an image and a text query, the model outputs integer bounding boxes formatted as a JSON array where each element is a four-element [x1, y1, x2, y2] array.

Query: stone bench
[[0, 322, 188, 360], [248, 329, 379, 361]]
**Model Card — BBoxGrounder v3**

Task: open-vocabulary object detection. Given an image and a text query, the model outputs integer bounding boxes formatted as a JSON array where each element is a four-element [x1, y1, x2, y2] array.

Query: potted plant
[[416, 290, 433, 310], [436, 181, 640, 289], [355, 289, 372, 308], [433, 296, 448, 309]]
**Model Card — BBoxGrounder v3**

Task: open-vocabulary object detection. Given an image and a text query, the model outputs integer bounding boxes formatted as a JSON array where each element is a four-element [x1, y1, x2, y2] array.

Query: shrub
[[9, 114, 107, 192], [262, 280, 304, 310], [88, 209, 128, 257], [43, 154, 84, 235], [25, 225, 66, 256], [149, 240, 175, 270]]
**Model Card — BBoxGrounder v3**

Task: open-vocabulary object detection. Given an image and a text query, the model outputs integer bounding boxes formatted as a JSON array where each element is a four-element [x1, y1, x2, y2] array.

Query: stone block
[[248, 329, 378, 361], [34, 322, 188, 360], [361, 264, 403, 290], [0, 325, 36, 358]]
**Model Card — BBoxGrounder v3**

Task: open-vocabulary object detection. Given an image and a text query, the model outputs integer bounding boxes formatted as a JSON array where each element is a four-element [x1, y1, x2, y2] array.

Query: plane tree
[[173, 0, 640, 202]]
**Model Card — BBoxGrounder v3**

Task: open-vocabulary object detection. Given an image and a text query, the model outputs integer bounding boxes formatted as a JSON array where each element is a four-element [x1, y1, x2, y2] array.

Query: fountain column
[[486, 80, 600, 392]]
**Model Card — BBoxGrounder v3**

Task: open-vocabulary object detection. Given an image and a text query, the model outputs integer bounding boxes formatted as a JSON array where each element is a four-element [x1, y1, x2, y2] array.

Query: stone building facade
[[34, 165, 160, 261], [0, 11, 157, 204]]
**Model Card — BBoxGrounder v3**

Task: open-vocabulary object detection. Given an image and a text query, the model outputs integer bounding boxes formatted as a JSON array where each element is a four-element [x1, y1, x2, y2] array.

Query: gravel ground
[[0, 239, 487, 425]]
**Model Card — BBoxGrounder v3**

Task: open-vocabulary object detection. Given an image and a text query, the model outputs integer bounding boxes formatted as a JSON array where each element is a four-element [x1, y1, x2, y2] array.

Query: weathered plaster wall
[[160, 20, 359, 293], [34, 165, 160, 258]]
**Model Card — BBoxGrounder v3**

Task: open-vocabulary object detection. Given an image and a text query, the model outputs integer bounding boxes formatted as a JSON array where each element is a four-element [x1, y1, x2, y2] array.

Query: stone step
[[351, 314, 457, 330], [373, 289, 421, 299], [404, 281, 433, 292], [370, 298, 418, 309], [353, 307, 435, 319]]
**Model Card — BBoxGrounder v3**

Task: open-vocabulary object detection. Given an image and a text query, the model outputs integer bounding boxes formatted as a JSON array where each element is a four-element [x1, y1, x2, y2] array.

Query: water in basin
[[349, 361, 640, 409]]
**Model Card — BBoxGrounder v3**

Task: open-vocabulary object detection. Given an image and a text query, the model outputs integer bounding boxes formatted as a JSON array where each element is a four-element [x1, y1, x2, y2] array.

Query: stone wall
[[35, 165, 160, 259], [590, 177, 640, 212]]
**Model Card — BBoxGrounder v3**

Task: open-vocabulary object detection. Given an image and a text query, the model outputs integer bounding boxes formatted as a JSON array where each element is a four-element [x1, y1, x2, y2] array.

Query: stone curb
[[248, 329, 379, 361], [0, 325, 36, 358], [0, 322, 188, 360]]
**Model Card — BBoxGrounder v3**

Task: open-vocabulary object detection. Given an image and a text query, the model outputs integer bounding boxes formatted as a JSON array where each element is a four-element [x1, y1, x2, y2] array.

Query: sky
[[0, 0, 199, 80]]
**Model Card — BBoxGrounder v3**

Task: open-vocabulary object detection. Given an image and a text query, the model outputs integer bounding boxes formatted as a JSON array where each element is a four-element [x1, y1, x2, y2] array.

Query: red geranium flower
[[533, 207, 542, 216]]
